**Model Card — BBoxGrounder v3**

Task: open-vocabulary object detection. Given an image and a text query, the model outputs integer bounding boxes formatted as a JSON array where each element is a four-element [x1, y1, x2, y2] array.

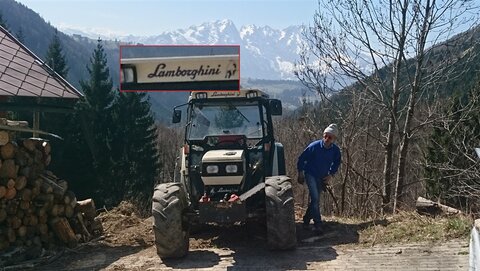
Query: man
[[297, 123, 341, 234]]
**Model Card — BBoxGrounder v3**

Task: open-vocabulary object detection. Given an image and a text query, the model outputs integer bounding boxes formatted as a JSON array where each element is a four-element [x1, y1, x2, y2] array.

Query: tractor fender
[[272, 142, 286, 176]]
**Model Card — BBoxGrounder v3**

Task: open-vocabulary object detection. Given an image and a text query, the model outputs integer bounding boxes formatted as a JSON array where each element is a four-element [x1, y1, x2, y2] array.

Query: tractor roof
[[189, 89, 269, 101]]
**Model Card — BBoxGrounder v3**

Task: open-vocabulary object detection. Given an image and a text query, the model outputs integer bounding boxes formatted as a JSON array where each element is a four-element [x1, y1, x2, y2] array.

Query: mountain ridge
[[62, 19, 304, 80]]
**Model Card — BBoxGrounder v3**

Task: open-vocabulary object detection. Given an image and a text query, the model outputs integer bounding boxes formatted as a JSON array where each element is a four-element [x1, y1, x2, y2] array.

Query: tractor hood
[[202, 150, 244, 163], [201, 149, 245, 186]]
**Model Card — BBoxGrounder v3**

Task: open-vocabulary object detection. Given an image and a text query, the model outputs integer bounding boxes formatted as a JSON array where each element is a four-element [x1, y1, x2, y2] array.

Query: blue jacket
[[297, 139, 341, 180]]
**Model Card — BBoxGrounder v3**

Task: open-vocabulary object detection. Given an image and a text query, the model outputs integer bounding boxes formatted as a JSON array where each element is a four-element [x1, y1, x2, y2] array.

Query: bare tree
[[296, 0, 479, 213], [425, 82, 480, 213]]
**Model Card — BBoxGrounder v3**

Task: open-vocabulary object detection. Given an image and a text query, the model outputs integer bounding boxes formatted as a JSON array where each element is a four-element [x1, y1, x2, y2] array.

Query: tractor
[[152, 89, 296, 258]]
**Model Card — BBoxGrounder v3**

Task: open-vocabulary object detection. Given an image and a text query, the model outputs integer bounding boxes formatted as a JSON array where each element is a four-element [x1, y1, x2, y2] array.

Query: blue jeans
[[303, 174, 323, 227]]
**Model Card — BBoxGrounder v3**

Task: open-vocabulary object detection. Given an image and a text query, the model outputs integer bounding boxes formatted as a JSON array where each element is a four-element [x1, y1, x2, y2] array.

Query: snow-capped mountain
[[63, 20, 304, 80]]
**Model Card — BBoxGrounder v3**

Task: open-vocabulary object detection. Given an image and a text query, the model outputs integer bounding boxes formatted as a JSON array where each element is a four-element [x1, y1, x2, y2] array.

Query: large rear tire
[[152, 182, 189, 258], [265, 176, 297, 250]]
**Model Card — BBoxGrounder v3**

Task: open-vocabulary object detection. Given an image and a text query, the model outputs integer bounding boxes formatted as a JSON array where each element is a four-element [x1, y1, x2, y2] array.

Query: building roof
[[0, 26, 82, 99]]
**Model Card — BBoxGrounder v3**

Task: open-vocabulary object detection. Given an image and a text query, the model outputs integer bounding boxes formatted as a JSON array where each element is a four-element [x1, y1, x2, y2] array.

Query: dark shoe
[[302, 223, 310, 230]]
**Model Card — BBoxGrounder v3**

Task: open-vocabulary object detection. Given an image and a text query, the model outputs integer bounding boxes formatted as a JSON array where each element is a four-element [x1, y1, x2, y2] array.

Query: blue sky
[[16, 0, 318, 36]]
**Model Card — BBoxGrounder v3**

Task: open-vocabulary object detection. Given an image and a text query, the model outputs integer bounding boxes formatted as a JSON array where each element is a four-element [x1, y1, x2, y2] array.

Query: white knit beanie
[[323, 123, 338, 137]]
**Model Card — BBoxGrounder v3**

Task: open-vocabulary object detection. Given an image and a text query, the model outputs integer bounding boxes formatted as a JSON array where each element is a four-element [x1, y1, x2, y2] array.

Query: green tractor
[[152, 89, 296, 258]]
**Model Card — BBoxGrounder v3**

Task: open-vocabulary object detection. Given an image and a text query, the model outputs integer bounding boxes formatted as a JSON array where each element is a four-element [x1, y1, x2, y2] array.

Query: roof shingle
[[0, 26, 82, 99]]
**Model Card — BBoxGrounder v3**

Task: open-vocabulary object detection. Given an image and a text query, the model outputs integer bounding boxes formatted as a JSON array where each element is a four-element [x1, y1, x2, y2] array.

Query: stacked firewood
[[0, 135, 102, 252]]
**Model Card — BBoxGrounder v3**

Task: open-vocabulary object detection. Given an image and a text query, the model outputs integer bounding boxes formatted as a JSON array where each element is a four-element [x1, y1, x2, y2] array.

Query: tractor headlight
[[206, 165, 219, 174], [195, 92, 208, 99], [246, 90, 258, 98], [225, 164, 238, 173]]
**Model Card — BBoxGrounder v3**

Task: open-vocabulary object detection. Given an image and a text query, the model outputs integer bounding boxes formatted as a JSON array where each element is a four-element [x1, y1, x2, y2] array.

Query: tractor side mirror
[[269, 99, 282, 116], [172, 109, 182, 123]]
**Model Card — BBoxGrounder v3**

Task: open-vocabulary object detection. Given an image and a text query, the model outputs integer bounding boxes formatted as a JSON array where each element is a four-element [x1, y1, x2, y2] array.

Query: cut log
[[29, 178, 42, 197], [40, 175, 66, 197], [35, 206, 47, 217], [16, 149, 32, 167], [50, 217, 77, 247], [14, 176, 27, 191], [22, 216, 29, 226], [6, 120, 28, 127], [0, 142, 16, 159], [35, 193, 54, 204], [22, 139, 36, 152], [58, 179, 68, 193], [76, 213, 91, 240], [29, 215, 38, 227], [0, 186, 6, 199], [0, 160, 18, 179], [5, 187, 16, 200], [6, 201, 18, 215], [19, 201, 30, 210], [40, 182, 53, 194], [9, 217, 22, 229], [57, 205, 65, 217], [64, 191, 76, 207], [44, 155, 51, 166], [0, 130, 9, 146], [17, 226, 27, 238], [6, 179, 15, 189], [19, 188, 32, 201], [65, 205, 74, 218], [33, 149, 43, 165], [38, 214, 47, 225], [76, 199, 97, 221], [41, 141, 51, 155], [31, 186, 40, 197], [416, 197, 462, 216], [49, 205, 60, 217], [18, 166, 31, 177]]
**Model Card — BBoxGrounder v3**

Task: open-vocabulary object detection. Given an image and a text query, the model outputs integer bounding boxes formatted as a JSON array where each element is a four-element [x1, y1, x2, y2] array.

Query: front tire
[[265, 176, 297, 250], [152, 183, 189, 258]]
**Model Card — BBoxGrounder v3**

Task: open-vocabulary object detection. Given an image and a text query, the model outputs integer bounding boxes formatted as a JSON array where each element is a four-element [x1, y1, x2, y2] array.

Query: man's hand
[[297, 172, 305, 185]]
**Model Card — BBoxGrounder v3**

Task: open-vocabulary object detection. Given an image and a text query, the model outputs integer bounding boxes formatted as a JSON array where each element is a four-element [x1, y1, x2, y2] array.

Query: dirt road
[[35, 221, 469, 271]]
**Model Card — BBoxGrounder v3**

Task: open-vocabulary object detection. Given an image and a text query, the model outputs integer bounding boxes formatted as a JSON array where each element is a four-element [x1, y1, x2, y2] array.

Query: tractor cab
[[173, 90, 284, 207]]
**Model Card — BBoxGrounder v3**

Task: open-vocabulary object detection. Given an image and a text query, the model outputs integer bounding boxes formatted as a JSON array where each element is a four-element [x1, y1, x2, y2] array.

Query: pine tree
[[78, 39, 117, 204], [41, 29, 70, 135], [112, 91, 160, 207], [45, 29, 68, 78]]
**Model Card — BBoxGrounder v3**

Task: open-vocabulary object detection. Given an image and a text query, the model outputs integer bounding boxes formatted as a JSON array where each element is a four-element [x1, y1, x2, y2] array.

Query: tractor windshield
[[188, 101, 264, 140]]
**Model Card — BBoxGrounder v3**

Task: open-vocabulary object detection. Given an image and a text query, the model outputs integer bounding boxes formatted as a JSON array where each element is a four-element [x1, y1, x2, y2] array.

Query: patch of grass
[[358, 211, 472, 245]]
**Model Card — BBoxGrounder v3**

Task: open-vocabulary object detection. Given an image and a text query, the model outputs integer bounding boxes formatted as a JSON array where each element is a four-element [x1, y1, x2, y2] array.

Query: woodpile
[[0, 136, 102, 253]]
